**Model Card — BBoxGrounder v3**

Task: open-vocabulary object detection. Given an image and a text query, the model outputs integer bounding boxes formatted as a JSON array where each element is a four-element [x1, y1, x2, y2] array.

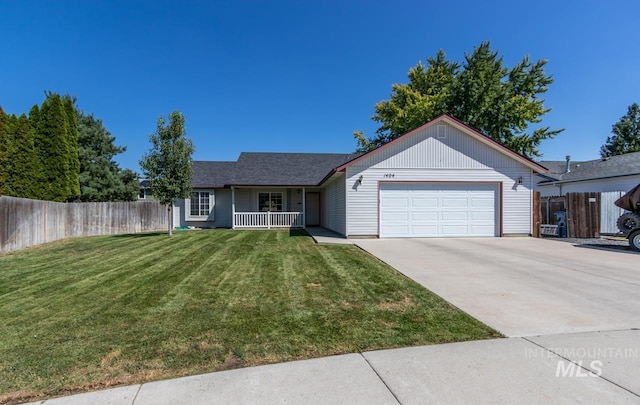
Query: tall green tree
[[366, 50, 459, 150], [357, 42, 563, 158], [0, 107, 9, 195], [600, 103, 640, 157], [139, 111, 195, 236], [27, 105, 45, 198], [7, 114, 41, 198], [63, 95, 81, 199], [77, 112, 139, 201], [36, 94, 71, 201]]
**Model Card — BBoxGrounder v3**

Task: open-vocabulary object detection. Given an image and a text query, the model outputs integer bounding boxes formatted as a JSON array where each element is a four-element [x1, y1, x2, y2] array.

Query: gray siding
[[601, 191, 625, 234], [536, 174, 640, 197], [321, 174, 346, 234], [345, 122, 533, 236], [174, 188, 232, 228], [321, 177, 337, 232], [233, 188, 293, 212], [213, 189, 232, 228], [335, 174, 346, 235]]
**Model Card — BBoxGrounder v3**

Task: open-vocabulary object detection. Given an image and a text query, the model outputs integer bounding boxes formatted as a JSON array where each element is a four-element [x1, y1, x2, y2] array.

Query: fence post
[[532, 191, 541, 237]]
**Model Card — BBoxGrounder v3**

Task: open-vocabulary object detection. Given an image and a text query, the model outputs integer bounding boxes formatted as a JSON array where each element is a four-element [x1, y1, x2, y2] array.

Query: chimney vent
[[565, 155, 571, 173]]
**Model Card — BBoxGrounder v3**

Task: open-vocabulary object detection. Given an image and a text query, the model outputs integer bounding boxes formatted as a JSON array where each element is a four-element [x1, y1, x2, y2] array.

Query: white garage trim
[[378, 182, 502, 238]]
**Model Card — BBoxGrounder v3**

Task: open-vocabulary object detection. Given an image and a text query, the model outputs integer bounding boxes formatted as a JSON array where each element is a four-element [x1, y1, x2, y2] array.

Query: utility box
[[554, 210, 567, 238]]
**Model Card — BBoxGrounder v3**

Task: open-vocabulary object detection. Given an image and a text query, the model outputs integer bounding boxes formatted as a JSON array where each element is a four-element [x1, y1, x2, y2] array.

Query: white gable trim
[[335, 115, 547, 173]]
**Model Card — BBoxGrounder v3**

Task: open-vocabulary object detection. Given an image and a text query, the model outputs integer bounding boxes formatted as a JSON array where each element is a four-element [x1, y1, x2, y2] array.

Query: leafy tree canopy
[[77, 112, 139, 202], [356, 42, 563, 158], [139, 111, 195, 235], [600, 103, 640, 157]]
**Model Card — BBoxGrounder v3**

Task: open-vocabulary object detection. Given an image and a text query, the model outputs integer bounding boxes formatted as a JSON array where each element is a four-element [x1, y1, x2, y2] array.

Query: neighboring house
[[174, 115, 547, 238], [536, 153, 640, 197], [138, 179, 155, 201]]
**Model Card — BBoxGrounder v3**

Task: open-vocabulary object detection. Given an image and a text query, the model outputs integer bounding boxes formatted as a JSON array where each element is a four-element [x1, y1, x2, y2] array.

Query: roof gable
[[336, 115, 547, 173]]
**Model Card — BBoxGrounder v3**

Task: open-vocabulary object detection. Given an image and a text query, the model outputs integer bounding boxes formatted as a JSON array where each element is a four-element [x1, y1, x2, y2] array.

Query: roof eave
[[538, 171, 640, 186]]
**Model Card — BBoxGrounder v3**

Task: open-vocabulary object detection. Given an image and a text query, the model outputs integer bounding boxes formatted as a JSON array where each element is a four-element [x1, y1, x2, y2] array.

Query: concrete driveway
[[354, 237, 640, 337]]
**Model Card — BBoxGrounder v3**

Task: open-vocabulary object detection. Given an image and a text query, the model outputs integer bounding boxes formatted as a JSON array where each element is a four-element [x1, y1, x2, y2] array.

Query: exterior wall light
[[358, 175, 363, 185]]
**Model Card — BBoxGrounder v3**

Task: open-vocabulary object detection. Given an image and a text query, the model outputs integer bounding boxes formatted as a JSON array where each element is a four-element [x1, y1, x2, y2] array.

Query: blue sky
[[2, 1, 639, 172]]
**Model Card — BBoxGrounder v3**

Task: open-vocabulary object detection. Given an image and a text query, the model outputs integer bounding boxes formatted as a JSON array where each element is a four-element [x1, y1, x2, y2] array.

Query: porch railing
[[234, 212, 304, 229]]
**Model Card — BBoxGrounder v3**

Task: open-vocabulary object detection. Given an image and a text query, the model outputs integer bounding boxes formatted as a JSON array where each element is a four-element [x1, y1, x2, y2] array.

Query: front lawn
[[0, 230, 499, 403]]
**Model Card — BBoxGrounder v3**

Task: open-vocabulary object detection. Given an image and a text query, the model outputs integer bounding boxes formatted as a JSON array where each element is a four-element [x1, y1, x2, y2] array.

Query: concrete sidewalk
[[305, 227, 353, 245], [25, 329, 640, 404]]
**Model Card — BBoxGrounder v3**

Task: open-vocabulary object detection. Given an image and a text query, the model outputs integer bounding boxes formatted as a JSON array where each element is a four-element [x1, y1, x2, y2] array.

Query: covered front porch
[[231, 187, 321, 229]]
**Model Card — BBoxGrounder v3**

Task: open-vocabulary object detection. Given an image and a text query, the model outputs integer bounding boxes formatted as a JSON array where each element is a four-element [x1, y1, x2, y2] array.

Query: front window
[[138, 189, 146, 199], [258, 192, 283, 212], [190, 191, 210, 216]]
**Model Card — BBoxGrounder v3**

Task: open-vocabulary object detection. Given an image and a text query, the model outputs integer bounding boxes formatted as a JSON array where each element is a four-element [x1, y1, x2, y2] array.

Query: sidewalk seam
[[130, 383, 143, 405], [521, 337, 640, 399], [359, 353, 403, 405]]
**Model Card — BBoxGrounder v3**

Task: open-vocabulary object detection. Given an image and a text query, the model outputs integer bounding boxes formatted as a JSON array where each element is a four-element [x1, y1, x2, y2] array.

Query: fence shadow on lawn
[[111, 231, 168, 238]]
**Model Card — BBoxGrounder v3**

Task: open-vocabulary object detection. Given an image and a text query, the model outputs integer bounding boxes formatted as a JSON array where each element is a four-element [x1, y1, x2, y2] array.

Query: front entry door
[[305, 192, 321, 226]]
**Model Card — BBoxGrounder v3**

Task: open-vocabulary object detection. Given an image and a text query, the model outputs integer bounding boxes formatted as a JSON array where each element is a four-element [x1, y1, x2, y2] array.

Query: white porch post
[[231, 187, 236, 230], [302, 188, 306, 228]]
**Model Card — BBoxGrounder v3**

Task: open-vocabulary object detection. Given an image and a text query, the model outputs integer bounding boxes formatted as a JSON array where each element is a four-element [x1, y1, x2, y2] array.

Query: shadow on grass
[[112, 231, 169, 238], [289, 228, 310, 238]]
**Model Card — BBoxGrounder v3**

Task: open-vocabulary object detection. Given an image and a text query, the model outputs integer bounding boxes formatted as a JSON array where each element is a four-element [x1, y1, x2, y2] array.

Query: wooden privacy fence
[[536, 192, 624, 238], [565, 192, 600, 238], [0, 196, 168, 254]]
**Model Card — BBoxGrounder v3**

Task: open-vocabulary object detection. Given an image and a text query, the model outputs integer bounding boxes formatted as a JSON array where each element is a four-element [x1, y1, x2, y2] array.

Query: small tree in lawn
[[139, 111, 194, 236]]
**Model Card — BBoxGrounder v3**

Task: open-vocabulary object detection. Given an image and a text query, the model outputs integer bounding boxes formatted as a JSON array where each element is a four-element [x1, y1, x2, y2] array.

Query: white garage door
[[380, 183, 498, 238]]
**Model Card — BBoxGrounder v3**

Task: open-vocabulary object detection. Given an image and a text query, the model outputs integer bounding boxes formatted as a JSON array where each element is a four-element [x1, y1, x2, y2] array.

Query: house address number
[[383, 173, 395, 178]]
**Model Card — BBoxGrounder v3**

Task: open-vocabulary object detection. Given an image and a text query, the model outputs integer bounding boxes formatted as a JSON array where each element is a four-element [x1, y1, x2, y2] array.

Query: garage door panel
[[471, 211, 494, 220], [441, 225, 469, 235], [382, 197, 409, 208], [411, 225, 438, 236], [412, 197, 438, 208], [380, 183, 498, 238], [471, 225, 496, 234], [442, 211, 468, 221], [471, 198, 494, 207], [412, 211, 438, 221], [382, 212, 409, 221], [442, 198, 468, 208]]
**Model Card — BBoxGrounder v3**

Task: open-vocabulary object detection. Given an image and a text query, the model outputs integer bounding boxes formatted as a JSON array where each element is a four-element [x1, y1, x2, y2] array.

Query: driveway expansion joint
[[359, 353, 403, 405]]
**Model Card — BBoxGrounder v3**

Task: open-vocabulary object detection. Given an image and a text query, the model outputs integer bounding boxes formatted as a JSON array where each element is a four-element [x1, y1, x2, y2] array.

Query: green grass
[[0, 230, 499, 403]]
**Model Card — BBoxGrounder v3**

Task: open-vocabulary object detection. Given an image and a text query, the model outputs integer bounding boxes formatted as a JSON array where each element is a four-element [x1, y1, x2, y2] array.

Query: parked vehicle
[[615, 184, 640, 252]]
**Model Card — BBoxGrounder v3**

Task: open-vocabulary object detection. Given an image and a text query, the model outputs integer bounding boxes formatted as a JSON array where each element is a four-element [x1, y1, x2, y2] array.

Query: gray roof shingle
[[537, 152, 640, 184], [191, 152, 360, 188], [191, 161, 236, 188]]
